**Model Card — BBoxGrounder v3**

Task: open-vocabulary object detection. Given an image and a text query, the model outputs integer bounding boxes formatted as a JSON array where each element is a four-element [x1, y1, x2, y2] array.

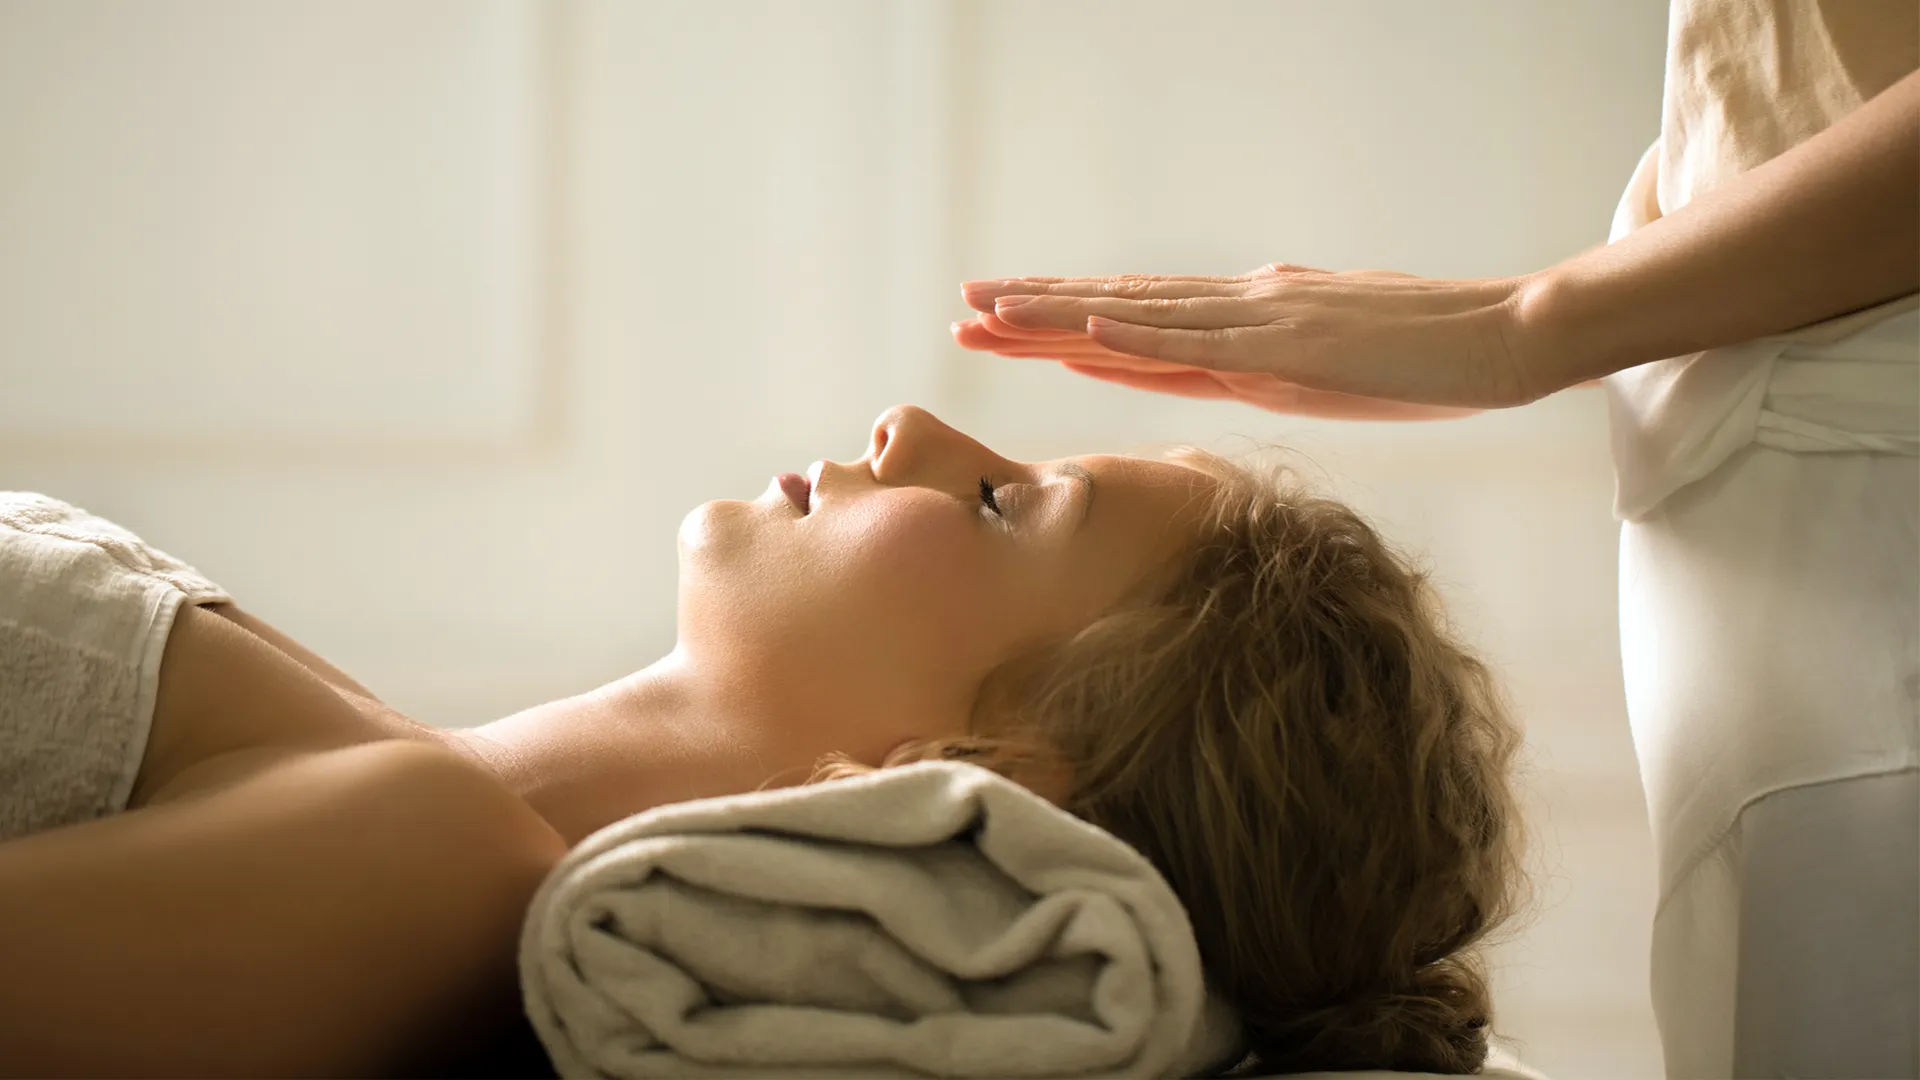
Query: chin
[[677, 499, 752, 559]]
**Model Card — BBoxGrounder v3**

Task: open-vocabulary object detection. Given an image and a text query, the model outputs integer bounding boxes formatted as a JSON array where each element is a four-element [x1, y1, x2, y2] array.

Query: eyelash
[[978, 475, 1003, 516]]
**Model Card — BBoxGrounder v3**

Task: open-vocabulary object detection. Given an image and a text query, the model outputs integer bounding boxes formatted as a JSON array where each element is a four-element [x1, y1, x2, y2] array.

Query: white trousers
[[1620, 439, 1919, 1078]]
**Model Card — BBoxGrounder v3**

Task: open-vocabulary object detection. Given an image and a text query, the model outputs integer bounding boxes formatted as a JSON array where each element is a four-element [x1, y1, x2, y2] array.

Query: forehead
[[1059, 453, 1217, 549], [1069, 452, 1212, 496]]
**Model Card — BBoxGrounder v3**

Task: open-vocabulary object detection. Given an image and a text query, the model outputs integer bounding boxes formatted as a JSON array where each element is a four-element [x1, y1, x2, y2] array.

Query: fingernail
[[1087, 316, 1116, 329], [964, 279, 1010, 292], [995, 295, 1035, 309]]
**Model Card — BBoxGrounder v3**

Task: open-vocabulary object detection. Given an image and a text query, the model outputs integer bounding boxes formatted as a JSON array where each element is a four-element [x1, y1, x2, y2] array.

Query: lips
[[777, 472, 810, 514]]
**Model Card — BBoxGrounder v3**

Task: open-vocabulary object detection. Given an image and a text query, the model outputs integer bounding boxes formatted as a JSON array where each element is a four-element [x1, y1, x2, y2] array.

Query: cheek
[[813, 498, 1016, 661]]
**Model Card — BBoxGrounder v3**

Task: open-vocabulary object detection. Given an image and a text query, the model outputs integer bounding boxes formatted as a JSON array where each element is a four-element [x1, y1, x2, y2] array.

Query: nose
[[865, 404, 993, 487]]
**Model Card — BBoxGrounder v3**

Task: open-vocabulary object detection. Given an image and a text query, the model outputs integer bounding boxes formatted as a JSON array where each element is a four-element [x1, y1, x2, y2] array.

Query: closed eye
[[978, 475, 1002, 516]]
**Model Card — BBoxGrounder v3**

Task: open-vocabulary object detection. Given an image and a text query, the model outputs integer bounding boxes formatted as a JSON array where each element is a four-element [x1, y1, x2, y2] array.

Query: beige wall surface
[[0, 2, 1672, 1075]]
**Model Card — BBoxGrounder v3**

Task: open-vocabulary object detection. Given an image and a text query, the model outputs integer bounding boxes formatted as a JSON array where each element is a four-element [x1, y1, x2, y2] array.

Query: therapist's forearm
[[1518, 69, 1919, 395]]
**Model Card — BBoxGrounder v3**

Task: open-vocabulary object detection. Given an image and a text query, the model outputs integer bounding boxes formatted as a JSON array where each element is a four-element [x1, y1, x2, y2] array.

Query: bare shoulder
[[0, 740, 567, 1077], [136, 602, 457, 808]]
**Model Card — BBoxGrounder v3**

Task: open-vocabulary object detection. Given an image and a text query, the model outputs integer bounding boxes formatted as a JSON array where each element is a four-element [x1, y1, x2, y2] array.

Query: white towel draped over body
[[518, 759, 1247, 1080], [0, 493, 229, 842]]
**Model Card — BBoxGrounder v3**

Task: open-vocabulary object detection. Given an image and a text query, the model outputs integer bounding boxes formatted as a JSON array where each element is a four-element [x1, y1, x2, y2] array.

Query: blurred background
[[0, 1, 1668, 1075]]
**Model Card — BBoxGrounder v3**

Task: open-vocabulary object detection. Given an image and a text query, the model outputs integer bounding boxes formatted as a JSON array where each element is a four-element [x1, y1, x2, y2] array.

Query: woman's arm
[[203, 602, 384, 702], [960, 70, 1918, 410], [0, 741, 565, 1077], [1517, 68, 1920, 397]]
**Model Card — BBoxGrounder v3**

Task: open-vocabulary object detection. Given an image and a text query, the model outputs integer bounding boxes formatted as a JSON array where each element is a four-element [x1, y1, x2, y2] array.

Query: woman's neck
[[442, 650, 773, 847]]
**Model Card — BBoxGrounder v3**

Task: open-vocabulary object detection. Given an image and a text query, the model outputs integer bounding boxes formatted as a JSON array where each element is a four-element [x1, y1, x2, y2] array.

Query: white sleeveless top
[[1603, 0, 1919, 520]]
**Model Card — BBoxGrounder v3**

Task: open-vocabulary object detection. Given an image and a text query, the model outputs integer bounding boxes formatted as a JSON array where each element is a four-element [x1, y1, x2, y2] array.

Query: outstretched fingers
[[1084, 317, 1259, 370], [991, 293, 1269, 333], [972, 311, 1084, 340], [951, 318, 1111, 358], [961, 273, 1251, 313], [953, 316, 1211, 369]]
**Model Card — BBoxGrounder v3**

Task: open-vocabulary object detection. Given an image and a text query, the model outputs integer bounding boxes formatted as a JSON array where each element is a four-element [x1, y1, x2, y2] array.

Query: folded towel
[[518, 759, 1246, 1079]]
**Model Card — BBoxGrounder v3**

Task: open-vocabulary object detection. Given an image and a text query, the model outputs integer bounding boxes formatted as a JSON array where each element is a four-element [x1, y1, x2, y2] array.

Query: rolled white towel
[[518, 759, 1247, 1079]]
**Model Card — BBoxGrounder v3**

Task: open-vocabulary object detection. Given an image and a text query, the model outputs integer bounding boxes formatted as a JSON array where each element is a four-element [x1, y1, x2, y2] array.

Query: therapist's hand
[[956, 263, 1558, 411], [952, 310, 1486, 421]]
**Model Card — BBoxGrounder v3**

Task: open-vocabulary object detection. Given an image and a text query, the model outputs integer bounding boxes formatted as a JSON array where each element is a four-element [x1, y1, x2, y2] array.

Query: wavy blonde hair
[[809, 448, 1525, 1073]]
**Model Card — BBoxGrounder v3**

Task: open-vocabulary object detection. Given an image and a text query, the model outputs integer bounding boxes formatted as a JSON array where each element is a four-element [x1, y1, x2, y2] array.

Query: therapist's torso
[[1604, 0, 1919, 520]]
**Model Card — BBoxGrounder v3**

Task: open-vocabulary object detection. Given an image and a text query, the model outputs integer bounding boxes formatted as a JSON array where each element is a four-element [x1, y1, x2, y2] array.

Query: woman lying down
[[0, 405, 1524, 1077]]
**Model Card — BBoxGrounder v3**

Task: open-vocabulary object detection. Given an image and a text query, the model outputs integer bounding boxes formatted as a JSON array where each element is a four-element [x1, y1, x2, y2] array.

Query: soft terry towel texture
[[519, 759, 1246, 1079], [0, 493, 228, 841]]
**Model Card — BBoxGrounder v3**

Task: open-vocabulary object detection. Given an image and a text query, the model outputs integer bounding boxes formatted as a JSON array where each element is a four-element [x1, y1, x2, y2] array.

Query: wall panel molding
[[875, 0, 968, 413], [0, 0, 568, 464]]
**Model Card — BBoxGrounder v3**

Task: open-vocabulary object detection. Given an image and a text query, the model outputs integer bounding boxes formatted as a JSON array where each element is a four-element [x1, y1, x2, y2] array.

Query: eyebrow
[[1057, 463, 1095, 530]]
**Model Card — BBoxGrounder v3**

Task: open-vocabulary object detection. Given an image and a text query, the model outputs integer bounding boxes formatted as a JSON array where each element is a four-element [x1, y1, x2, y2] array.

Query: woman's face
[[677, 405, 1217, 774]]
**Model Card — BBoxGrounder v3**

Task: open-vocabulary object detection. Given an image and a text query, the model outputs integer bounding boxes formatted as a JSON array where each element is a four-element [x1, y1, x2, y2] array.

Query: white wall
[[0, 2, 1671, 1075]]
